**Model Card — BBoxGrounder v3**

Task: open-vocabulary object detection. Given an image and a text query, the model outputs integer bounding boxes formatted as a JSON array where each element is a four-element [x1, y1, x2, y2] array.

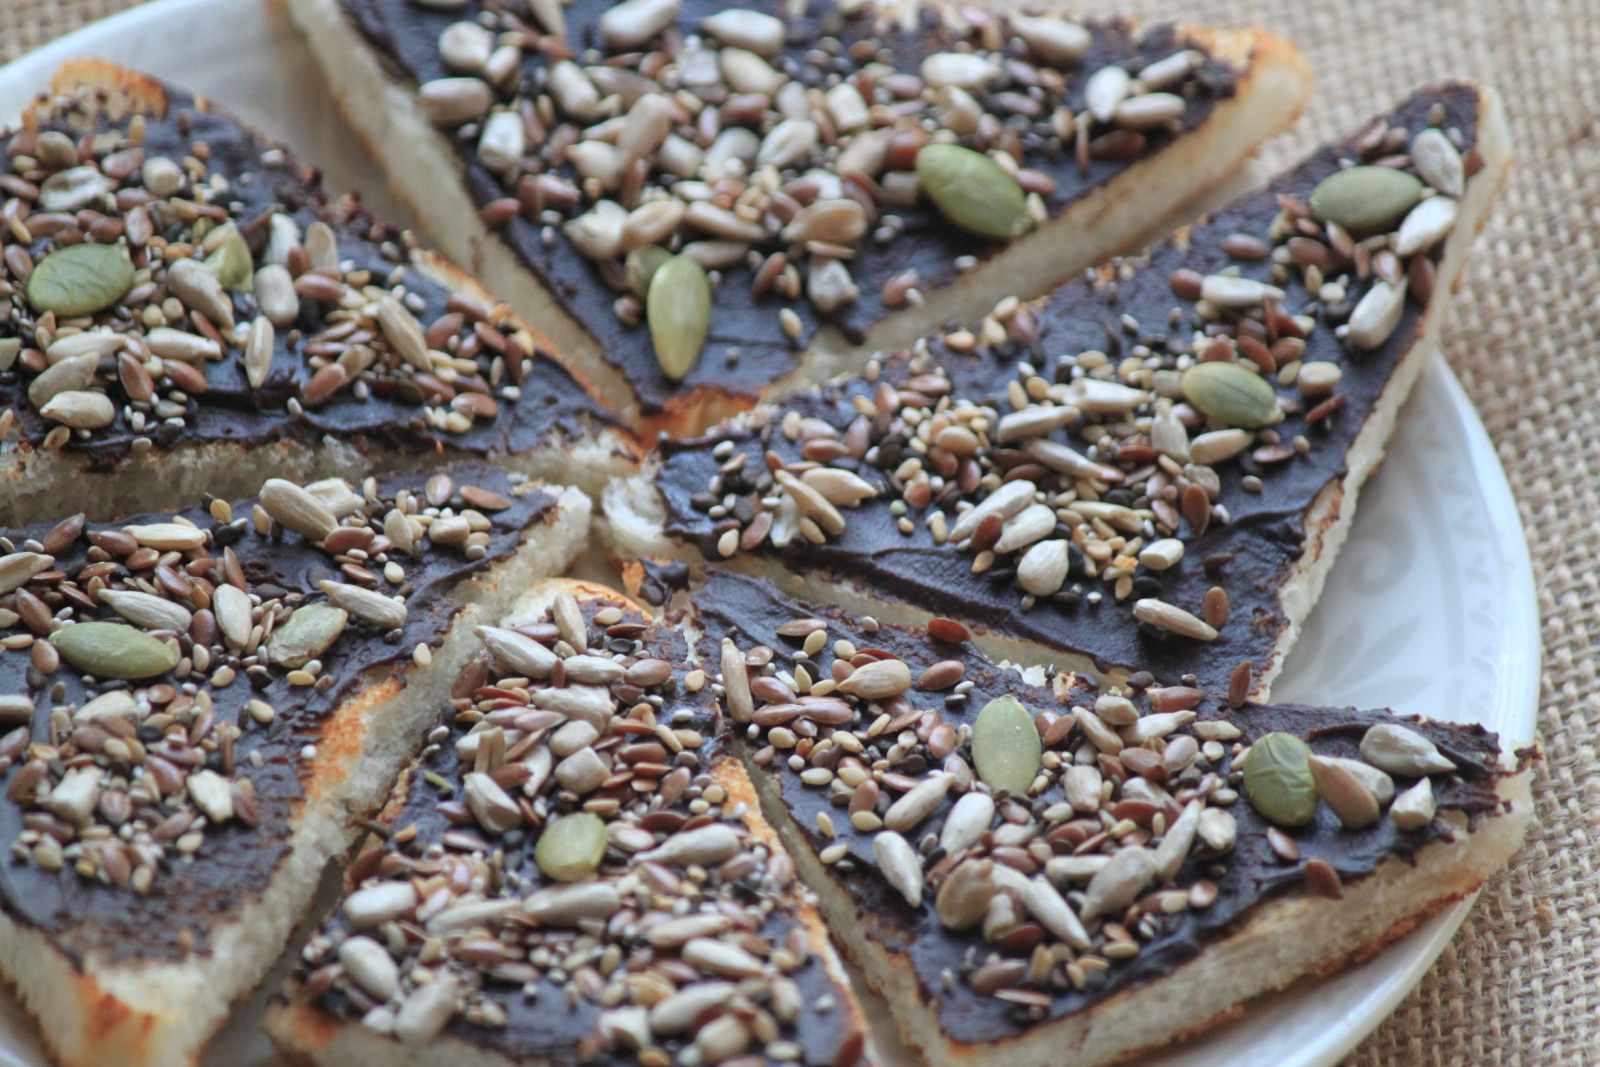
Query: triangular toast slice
[[286, 0, 1309, 435], [0, 466, 590, 1067], [674, 569, 1530, 1067], [0, 61, 636, 524], [604, 83, 1511, 699], [267, 580, 873, 1067]]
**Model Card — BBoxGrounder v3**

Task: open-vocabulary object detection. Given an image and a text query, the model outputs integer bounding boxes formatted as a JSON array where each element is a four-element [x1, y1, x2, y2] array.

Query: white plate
[[0, 3, 1542, 1066]]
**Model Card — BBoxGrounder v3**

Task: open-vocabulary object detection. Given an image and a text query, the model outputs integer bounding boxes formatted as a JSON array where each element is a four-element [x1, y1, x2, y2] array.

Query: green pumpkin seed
[[51, 621, 178, 680], [915, 144, 1030, 240], [1242, 731, 1318, 827], [1181, 362, 1278, 429], [267, 604, 349, 668], [626, 245, 672, 298], [647, 254, 711, 382], [27, 243, 135, 317], [204, 224, 254, 292], [972, 695, 1042, 795], [1307, 166, 1423, 234], [535, 811, 608, 882]]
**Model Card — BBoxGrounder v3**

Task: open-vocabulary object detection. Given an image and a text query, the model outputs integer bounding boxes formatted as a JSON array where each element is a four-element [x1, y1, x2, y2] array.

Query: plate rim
[[0, 5, 1543, 1067]]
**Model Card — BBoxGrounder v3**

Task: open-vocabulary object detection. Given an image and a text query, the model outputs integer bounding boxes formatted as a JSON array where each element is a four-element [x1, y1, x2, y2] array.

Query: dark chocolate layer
[[0, 79, 610, 470], [690, 570, 1506, 1043], [656, 87, 1482, 695], [0, 465, 555, 963], [340, 0, 1236, 414], [309, 598, 860, 1067]]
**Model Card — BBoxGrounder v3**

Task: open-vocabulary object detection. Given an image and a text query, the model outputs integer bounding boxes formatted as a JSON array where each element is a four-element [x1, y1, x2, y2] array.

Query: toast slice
[[672, 568, 1531, 1067], [603, 83, 1512, 699], [0, 466, 591, 1067], [0, 61, 637, 525], [285, 0, 1310, 436], [266, 579, 873, 1067]]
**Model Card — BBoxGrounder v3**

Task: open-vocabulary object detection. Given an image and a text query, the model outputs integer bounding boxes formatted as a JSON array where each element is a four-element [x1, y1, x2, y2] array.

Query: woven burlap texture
[[3, 0, 1595, 1064]]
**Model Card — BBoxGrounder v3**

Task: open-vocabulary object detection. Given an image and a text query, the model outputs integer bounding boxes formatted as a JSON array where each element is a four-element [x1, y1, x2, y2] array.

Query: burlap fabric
[[2, 1, 1594, 1064]]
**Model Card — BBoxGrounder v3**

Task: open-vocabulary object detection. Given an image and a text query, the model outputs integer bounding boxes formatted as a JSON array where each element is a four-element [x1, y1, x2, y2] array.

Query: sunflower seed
[[475, 625, 557, 679], [1394, 195, 1457, 257], [525, 881, 622, 927], [187, 769, 235, 823], [97, 589, 192, 632], [1307, 755, 1380, 829], [1081, 845, 1155, 920], [884, 772, 950, 832], [338, 936, 399, 1001], [599, 0, 678, 49], [1199, 274, 1284, 309], [1390, 777, 1436, 830], [1197, 808, 1236, 852], [683, 937, 765, 978], [243, 316, 275, 389], [345, 881, 417, 927], [1411, 128, 1465, 196], [259, 478, 339, 541], [701, 8, 784, 55], [935, 858, 995, 929], [48, 766, 101, 825], [1017, 874, 1091, 950], [1132, 598, 1218, 641], [1152, 800, 1202, 880], [838, 658, 911, 700], [167, 258, 234, 329], [1324, 755, 1395, 806], [639, 823, 741, 867], [938, 790, 994, 854], [0, 552, 53, 596], [27, 354, 99, 408], [950, 480, 1036, 542], [1359, 723, 1456, 776], [1085, 66, 1130, 122], [319, 581, 407, 630], [419, 77, 491, 125], [1009, 13, 1090, 62], [874, 830, 923, 907], [394, 975, 461, 1045]]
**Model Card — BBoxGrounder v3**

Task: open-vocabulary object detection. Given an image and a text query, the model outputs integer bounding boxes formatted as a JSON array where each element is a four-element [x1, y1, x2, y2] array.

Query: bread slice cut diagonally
[[0, 467, 590, 1067], [673, 568, 1532, 1067], [286, 0, 1310, 437], [602, 83, 1512, 702], [0, 61, 637, 525], [266, 579, 873, 1067]]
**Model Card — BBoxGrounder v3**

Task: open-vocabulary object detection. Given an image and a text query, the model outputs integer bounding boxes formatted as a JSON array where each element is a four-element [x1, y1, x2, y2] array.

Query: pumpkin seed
[[916, 144, 1030, 240], [1181, 362, 1278, 429], [51, 621, 178, 680], [972, 695, 1042, 795], [535, 811, 608, 882], [1242, 731, 1318, 827], [626, 245, 672, 297], [1308, 166, 1423, 233], [266, 604, 348, 668], [646, 255, 710, 382], [27, 243, 135, 317], [204, 223, 254, 291]]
